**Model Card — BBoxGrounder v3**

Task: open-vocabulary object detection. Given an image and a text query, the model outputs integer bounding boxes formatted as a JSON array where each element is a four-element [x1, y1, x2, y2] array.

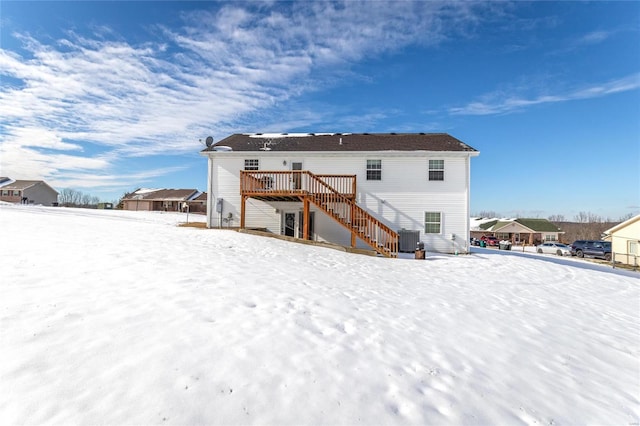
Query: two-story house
[[0, 178, 59, 206], [201, 133, 479, 257]]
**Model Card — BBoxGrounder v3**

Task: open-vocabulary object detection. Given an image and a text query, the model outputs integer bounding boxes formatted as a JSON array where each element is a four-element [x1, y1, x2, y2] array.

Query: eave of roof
[[604, 214, 640, 235]]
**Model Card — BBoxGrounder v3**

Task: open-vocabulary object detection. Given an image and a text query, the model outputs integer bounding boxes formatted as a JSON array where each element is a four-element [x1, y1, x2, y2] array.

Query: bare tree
[[474, 210, 501, 218], [58, 188, 82, 207], [587, 212, 603, 223], [574, 211, 589, 223], [548, 214, 565, 222], [619, 212, 635, 222], [57, 188, 102, 208]]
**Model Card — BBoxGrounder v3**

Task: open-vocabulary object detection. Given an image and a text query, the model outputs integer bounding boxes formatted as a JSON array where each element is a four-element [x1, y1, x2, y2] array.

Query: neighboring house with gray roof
[[471, 217, 563, 245], [0, 178, 59, 206], [121, 188, 201, 212], [201, 132, 480, 257]]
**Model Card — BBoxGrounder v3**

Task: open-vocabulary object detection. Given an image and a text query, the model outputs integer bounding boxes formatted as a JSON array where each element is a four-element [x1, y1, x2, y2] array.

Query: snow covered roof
[[202, 133, 478, 153], [0, 179, 58, 194]]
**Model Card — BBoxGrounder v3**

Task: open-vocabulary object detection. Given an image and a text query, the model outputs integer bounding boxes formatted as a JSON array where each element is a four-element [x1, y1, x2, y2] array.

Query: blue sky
[[1, 1, 638, 220]]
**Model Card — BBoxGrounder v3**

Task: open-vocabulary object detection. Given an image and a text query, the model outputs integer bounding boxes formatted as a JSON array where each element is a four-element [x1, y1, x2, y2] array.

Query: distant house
[[121, 188, 202, 212], [471, 218, 563, 245], [186, 192, 207, 214], [0, 178, 59, 206], [603, 214, 640, 267]]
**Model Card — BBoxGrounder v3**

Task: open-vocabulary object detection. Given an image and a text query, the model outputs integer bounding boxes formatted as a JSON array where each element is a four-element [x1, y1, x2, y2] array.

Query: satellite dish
[[205, 136, 214, 147]]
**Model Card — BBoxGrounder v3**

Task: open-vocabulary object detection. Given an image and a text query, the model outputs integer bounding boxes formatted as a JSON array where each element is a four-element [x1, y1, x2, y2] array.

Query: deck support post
[[240, 195, 247, 229], [303, 196, 310, 240]]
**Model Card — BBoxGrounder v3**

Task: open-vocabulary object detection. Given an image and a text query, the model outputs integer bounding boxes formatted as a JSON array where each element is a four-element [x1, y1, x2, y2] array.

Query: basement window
[[244, 159, 259, 170], [424, 212, 441, 234], [366, 159, 381, 181], [429, 160, 444, 181]]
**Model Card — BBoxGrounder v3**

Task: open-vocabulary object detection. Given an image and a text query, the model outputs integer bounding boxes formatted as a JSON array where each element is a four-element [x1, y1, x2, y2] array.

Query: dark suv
[[570, 240, 612, 261]]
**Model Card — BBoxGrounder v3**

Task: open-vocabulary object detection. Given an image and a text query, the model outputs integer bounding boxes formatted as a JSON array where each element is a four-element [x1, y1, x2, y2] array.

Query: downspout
[[465, 155, 471, 254], [206, 154, 214, 228]]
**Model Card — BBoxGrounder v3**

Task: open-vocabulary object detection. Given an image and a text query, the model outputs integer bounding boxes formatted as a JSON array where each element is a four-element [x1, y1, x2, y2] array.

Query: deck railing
[[240, 171, 356, 198]]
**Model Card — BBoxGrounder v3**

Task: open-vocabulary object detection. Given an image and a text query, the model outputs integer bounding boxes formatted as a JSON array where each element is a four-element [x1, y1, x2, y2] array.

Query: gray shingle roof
[[1, 180, 43, 190], [123, 189, 198, 201], [202, 133, 477, 153]]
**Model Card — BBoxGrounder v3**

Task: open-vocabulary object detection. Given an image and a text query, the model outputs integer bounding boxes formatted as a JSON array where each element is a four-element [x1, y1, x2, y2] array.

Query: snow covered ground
[[1, 205, 638, 425]]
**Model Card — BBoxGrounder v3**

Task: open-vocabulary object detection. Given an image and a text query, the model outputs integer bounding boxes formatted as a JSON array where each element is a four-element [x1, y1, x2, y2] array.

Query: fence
[[612, 252, 638, 271]]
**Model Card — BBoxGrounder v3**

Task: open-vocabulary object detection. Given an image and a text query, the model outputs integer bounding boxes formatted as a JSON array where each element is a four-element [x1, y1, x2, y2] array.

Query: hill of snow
[[1, 205, 638, 424]]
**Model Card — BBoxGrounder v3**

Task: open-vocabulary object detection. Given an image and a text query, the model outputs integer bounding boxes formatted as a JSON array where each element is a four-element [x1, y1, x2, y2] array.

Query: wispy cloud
[[0, 1, 487, 193], [449, 73, 640, 116]]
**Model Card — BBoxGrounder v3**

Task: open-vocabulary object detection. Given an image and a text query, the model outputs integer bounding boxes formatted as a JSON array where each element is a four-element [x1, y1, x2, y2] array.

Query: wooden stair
[[306, 172, 398, 258]]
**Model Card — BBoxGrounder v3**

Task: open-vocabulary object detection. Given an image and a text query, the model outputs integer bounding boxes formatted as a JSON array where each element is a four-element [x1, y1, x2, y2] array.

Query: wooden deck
[[240, 171, 398, 258], [240, 171, 356, 201]]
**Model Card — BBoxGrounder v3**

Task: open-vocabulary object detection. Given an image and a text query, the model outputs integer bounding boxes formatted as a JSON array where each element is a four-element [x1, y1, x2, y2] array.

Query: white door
[[291, 161, 303, 190]]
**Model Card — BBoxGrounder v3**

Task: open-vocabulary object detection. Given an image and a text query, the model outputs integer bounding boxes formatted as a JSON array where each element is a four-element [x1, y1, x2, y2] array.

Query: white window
[[629, 240, 638, 255], [545, 234, 557, 241], [429, 160, 444, 181], [424, 212, 441, 234], [12, 190, 20, 196], [366, 160, 381, 181], [244, 159, 259, 170]]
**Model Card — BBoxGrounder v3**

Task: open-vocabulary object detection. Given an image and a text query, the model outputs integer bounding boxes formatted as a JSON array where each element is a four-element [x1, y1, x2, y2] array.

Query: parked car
[[536, 242, 572, 256], [481, 235, 500, 246], [570, 240, 612, 261]]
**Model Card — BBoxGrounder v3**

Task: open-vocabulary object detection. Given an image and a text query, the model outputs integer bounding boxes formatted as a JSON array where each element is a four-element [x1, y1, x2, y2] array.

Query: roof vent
[[259, 141, 272, 151]]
